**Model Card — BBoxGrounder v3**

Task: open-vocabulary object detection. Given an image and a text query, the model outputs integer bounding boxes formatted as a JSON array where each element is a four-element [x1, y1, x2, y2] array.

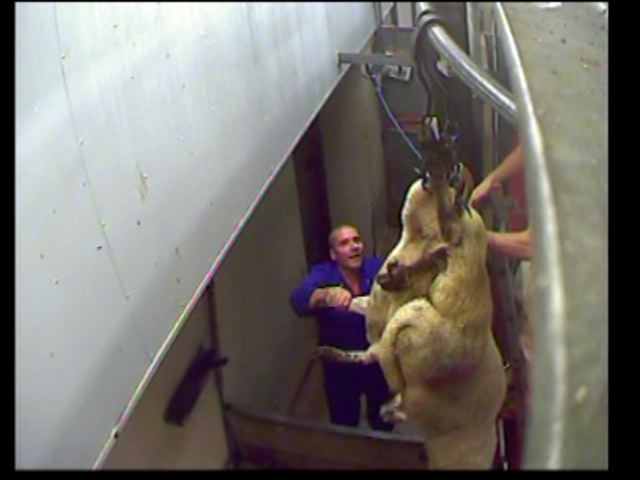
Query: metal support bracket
[[338, 52, 413, 67], [163, 345, 229, 426]]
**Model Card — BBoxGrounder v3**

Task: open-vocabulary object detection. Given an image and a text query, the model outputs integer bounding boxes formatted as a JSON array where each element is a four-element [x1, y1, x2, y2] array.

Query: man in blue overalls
[[290, 224, 393, 431]]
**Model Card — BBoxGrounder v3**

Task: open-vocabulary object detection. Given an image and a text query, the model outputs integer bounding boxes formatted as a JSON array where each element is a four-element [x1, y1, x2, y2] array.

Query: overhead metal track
[[414, 2, 517, 124]]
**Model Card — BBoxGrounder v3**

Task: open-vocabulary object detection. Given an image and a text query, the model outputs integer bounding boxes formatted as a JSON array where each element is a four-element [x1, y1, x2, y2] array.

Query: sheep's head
[[411, 120, 470, 244], [415, 119, 459, 189]]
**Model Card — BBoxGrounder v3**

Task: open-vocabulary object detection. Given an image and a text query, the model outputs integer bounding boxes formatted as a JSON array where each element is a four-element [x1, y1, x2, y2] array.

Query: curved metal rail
[[415, 2, 517, 124], [493, 3, 608, 469], [493, 4, 569, 469], [413, 1, 608, 469]]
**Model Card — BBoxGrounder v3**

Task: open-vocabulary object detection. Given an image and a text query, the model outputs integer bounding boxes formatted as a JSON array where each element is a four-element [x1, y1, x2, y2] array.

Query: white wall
[[16, 2, 382, 468]]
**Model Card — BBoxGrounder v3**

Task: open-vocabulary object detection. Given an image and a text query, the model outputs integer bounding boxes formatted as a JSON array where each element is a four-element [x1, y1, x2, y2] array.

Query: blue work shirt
[[290, 257, 384, 350]]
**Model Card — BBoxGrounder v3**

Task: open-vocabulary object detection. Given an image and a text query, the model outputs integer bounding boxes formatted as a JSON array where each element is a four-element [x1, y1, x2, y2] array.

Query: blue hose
[[372, 75, 423, 161]]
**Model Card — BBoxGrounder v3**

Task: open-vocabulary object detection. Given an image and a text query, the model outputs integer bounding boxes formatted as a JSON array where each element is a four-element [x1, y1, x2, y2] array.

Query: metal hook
[[421, 171, 432, 190]]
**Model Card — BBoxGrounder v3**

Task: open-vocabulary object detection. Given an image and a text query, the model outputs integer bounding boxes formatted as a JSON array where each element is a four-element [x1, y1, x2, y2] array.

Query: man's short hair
[[328, 224, 359, 249]]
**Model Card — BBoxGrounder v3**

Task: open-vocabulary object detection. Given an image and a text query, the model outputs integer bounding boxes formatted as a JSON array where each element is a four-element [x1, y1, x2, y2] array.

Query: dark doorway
[[292, 117, 332, 269]]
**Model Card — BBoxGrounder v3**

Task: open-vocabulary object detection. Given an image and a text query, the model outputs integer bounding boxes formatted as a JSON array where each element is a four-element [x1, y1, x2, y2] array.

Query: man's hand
[[323, 286, 352, 309], [470, 177, 501, 207], [349, 296, 369, 315], [310, 286, 352, 309]]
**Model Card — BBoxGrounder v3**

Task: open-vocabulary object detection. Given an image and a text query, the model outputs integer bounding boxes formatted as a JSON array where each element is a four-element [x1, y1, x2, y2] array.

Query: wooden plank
[[226, 406, 428, 470]]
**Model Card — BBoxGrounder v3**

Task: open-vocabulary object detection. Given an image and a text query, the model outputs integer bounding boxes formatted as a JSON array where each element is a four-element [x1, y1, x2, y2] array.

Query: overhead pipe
[[414, 2, 517, 125]]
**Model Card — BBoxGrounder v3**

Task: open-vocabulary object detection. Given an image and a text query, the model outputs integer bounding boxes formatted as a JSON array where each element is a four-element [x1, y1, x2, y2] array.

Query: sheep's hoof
[[380, 394, 408, 423]]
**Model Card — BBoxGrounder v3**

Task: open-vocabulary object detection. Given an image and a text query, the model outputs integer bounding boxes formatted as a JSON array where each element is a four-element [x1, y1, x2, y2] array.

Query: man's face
[[330, 226, 364, 271]]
